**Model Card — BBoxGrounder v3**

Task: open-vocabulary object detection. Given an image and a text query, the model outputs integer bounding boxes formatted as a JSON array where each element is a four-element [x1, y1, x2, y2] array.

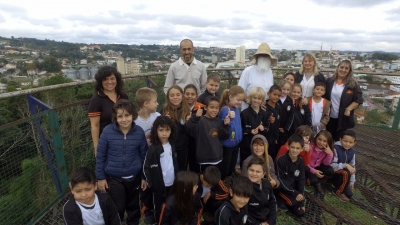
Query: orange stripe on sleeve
[[158, 203, 166, 225], [88, 112, 101, 117]]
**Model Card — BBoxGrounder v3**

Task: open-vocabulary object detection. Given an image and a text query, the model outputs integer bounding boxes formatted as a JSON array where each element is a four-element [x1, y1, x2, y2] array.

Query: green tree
[[40, 56, 62, 73]]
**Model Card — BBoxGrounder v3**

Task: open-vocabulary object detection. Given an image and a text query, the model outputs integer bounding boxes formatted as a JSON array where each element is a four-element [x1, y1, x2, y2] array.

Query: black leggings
[[220, 145, 240, 180]]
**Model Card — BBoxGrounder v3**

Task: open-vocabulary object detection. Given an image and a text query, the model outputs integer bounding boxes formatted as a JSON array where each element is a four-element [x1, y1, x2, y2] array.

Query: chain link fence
[[0, 71, 399, 225]]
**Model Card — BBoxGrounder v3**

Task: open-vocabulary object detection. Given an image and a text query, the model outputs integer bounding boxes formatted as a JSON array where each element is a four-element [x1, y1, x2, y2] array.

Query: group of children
[[63, 73, 358, 225]]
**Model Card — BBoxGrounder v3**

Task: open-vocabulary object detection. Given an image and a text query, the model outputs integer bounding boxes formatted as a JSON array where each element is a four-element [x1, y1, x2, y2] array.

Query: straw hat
[[253, 43, 277, 65]]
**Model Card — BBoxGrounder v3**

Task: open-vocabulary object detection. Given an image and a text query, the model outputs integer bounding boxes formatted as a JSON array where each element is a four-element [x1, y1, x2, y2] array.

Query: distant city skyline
[[1, 0, 400, 51]]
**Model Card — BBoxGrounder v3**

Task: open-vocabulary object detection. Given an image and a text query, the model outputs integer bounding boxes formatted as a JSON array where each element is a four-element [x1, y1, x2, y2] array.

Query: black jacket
[[248, 179, 277, 225], [159, 194, 203, 225], [239, 107, 270, 151], [63, 191, 120, 225], [290, 100, 312, 133], [265, 103, 280, 144], [275, 153, 305, 198], [143, 144, 179, 195], [214, 200, 250, 225], [197, 179, 229, 213], [295, 72, 326, 92], [197, 89, 220, 105], [277, 96, 294, 133], [325, 78, 363, 130], [160, 108, 189, 150], [186, 115, 230, 164]]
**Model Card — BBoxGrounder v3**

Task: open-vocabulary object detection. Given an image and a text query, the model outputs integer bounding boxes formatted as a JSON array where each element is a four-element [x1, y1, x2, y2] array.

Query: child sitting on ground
[[63, 167, 120, 225]]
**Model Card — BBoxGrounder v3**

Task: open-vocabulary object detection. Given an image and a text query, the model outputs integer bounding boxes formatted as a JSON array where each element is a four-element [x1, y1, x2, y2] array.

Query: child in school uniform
[[162, 85, 191, 170], [289, 84, 312, 136], [277, 80, 294, 148], [142, 116, 179, 223], [197, 166, 229, 224], [276, 134, 306, 217], [134, 87, 160, 144], [214, 176, 253, 225], [63, 167, 120, 225], [331, 130, 357, 202], [197, 74, 221, 105], [184, 84, 201, 173], [307, 130, 334, 195], [186, 96, 231, 172], [95, 99, 147, 225], [242, 134, 279, 189], [218, 85, 245, 180], [308, 82, 331, 135], [239, 87, 271, 169], [159, 171, 203, 225], [265, 85, 282, 159], [246, 157, 277, 225]]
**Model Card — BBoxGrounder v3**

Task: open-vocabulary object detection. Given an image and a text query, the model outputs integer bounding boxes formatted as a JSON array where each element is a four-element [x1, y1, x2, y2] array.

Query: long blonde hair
[[299, 53, 319, 75], [163, 85, 191, 122], [332, 60, 358, 88]]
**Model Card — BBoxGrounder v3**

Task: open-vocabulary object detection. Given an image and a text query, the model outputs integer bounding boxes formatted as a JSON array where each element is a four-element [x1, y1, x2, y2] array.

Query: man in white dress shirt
[[163, 39, 207, 94], [238, 43, 277, 110]]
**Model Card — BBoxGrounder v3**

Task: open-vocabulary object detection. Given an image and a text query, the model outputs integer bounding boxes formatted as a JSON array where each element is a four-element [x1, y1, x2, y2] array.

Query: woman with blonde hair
[[294, 53, 326, 105]]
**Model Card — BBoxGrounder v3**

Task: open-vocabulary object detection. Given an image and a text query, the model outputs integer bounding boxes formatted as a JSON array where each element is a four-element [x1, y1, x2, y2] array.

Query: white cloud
[[0, 0, 399, 51]]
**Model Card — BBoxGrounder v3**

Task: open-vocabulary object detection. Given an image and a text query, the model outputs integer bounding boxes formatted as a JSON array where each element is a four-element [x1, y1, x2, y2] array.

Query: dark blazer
[[325, 78, 363, 130]]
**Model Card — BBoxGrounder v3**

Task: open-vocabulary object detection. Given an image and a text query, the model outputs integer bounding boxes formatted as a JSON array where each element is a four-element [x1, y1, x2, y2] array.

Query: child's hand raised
[[258, 124, 264, 131], [303, 143, 310, 152], [186, 112, 192, 121], [251, 128, 258, 135], [165, 111, 171, 118], [228, 108, 235, 119], [196, 108, 203, 117], [224, 113, 231, 125], [324, 144, 332, 155]]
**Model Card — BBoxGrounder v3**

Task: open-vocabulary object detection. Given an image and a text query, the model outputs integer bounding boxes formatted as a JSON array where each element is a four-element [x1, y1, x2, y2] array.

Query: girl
[[218, 85, 245, 180], [162, 85, 191, 171], [143, 116, 178, 222], [184, 84, 201, 172], [289, 84, 311, 136], [159, 171, 203, 225], [265, 85, 282, 159], [307, 130, 334, 194], [277, 80, 294, 147], [283, 72, 296, 85], [95, 99, 147, 224], [239, 87, 270, 169]]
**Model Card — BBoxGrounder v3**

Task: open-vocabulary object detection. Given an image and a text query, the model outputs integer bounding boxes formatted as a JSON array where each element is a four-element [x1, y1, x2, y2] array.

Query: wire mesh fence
[[0, 71, 399, 225]]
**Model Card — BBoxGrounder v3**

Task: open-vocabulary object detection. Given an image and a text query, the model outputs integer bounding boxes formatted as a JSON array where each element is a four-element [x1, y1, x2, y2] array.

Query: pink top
[[308, 143, 334, 174]]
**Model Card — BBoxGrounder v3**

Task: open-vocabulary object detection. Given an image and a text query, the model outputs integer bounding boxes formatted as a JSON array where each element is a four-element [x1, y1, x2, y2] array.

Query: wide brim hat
[[253, 43, 277, 65]]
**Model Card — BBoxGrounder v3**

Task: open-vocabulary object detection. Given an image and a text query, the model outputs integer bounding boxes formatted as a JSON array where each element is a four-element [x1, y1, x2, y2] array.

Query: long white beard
[[257, 57, 271, 72]]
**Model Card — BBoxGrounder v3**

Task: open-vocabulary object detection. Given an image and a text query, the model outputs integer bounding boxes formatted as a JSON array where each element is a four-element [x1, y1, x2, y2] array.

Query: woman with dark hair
[[294, 53, 326, 105], [88, 65, 128, 156], [325, 60, 363, 141]]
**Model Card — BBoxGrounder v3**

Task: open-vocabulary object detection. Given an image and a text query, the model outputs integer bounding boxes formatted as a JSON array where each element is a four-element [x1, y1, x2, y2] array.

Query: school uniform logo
[[209, 128, 218, 137], [287, 106, 291, 111], [294, 169, 300, 177], [150, 164, 158, 168], [346, 90, 353, 94], [300, 109, 304, 115], [242, 215, 247, 224]]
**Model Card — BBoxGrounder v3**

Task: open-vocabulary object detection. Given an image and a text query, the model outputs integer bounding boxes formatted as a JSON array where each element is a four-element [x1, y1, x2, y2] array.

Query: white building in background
[[235, 45, 245, 63]]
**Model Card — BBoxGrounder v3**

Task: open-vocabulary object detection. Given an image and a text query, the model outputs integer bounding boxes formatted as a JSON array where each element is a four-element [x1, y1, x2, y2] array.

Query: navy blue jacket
[[96, 122, 147, 180]]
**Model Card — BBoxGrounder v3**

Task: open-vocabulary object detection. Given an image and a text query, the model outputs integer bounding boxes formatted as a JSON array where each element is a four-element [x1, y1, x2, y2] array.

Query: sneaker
[[315, 183, 325, 195], [143, 214, 156, 225], [277, 201, 288, 211], [333, 190, 349, 202]]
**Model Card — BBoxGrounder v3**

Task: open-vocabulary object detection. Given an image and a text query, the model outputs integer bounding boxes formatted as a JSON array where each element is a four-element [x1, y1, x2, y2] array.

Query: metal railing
[[0, 68, 399, 224]]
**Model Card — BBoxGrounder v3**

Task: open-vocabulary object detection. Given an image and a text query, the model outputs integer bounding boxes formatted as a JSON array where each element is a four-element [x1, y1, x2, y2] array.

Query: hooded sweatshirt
[[241, 135, 279, 189]]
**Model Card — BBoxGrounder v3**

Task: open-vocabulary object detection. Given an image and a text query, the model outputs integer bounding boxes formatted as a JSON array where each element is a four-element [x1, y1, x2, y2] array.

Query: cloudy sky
[[1, 0, 400, 52]]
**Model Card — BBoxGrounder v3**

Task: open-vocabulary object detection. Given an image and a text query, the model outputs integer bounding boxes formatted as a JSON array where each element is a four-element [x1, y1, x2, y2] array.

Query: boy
[[197, 74, 221, 105], [308, 82, 331, 134], [276, 134, 306, 217], [186, 96, 231, 172], [214, 176, 253, 225], [134, 87, 160, 143], [197, 166, 229, 224], [63, 167, 120, 225], [246, 157, 277, 225], [331, 130, 357, 202], [265, 85, 282, 159]]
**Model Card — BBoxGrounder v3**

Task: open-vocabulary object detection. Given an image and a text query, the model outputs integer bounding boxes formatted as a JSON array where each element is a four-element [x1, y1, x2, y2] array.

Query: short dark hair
[[184, 84, 198, 96], [205, 96, 220, 106], [340, 129, 356, 141], [247, 157, 267, 173], [70, 167, 96, 188], [231, 175, 253, 198], [150, 116, 177, 145], [314, 82, 326, 90], [295, 125, 313, 140], [112, 99, 138, 123], [268, 84, 282, 93], [94, 65, 124, 94], [202, 166, 221, 187], [288, 134, 305, 147]]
